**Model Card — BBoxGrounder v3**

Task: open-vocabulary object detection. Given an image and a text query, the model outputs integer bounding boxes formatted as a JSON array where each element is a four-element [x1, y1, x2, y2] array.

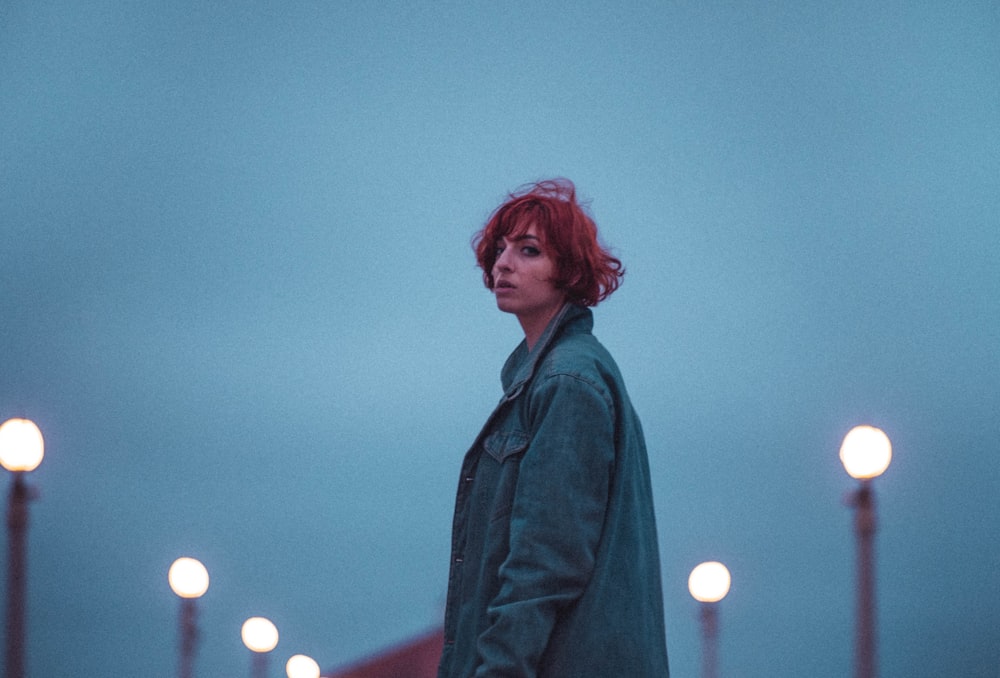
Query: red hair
[[473, 179, 624, 306]]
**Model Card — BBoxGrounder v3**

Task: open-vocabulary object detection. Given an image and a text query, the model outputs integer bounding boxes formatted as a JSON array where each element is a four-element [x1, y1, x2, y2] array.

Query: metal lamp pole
[[5, 473, 33, 678], [688, 561, 731, 678], [0, 418, 44, 678], [242, 616, 279, 678], [169, 557, 210, 678], [840, 425, 892, 678], [698, 601, 720, 678], [849, 480, 877, 678]]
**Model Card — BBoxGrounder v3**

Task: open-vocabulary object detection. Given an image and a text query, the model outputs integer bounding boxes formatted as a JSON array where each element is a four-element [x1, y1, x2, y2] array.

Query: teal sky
[[2, 2, 998, 676]]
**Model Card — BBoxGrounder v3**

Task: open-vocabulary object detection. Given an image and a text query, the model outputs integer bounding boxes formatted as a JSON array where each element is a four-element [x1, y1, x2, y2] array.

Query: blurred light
[[688, 561, 732, 603], [286, 654, 320, 678], [0, 418, 45, 472], [242, 616, 279, 653], [168, 557, 210, 599], [840, 425, 892, 479]]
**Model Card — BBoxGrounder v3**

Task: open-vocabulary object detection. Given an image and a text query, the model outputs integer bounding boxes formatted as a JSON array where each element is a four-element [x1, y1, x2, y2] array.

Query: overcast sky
[[2, 2, 998, 677]]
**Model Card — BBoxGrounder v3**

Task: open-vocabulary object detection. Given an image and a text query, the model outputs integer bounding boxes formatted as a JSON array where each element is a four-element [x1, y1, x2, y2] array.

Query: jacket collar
[[500, 303, 592, 397]]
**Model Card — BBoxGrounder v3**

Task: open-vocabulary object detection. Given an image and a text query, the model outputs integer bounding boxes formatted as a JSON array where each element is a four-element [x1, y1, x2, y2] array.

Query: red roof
[[325, 627, 443, 678]]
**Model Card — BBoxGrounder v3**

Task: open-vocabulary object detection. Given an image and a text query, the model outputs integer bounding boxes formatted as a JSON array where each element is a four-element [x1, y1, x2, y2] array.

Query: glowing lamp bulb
[[242, 616, 279, 653], [168, 557, 210, 599], [688, 561, 732, 603], [0, 418, 45, 472], [286, 654, 321, 678], [840, 425, 892, 480]]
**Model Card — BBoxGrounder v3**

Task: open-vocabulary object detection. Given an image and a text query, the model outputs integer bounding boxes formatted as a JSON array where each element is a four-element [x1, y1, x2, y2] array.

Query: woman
[[438, 179, 670, 677]]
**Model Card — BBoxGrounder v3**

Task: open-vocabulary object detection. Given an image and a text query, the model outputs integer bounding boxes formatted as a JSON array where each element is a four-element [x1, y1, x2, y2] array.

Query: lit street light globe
[[840, 425, 892, 480], [0, 418, 45, 472], [688, 561, 732, 603], [168, 557, 210, 599], [242, 616, 279, 653], [286, 654, 321, 678]]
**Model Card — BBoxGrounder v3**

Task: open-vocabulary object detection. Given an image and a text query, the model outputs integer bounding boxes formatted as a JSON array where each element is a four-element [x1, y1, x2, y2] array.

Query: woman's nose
[[495, 248, 513, 272]]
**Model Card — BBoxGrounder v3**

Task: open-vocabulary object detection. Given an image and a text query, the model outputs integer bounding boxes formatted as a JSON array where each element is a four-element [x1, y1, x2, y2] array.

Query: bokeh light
[[168, 557, 210, 599], [840, 425, 892, 480], [241, 616, 279, 653], [688, 561, 732, 603], [286, 653, 321, 678], [0, 418, 45, 472]]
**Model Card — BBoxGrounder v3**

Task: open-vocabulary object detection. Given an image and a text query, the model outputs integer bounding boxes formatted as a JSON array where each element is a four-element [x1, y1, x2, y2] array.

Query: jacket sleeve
[[474, 371, 615, 678]]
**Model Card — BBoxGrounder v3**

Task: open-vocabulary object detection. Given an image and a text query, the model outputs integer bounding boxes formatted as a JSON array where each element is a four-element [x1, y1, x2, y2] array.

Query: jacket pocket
[[483, 429, 529, 463], [483, 429, 529, 523]]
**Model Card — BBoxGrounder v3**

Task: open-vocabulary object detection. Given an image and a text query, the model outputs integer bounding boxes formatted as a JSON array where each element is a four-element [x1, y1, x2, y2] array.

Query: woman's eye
[[522, 246, 540, 256]]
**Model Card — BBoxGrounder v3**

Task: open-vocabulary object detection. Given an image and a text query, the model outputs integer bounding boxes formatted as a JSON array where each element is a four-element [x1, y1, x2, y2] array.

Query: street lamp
[[688, 560, 731, 678], [286, 654, 320, 678], [242, 616, 279, 678], [0, 418, 44, 678], [840, 424, 892, 678], [168, 557, 210, 678]]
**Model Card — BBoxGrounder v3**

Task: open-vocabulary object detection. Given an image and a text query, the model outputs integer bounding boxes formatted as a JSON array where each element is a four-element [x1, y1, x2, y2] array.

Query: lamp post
[[688, 560, 731, 678], [168, 557, 210, 678], [840, 425, 892, 678], [0, 418, 44, 678], [242, 616, 279, 678], [285, 654, 320, 678]]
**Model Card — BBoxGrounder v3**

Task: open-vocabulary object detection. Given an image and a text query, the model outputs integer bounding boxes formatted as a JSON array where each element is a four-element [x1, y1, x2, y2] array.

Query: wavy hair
[[472, 178, 624, 306]]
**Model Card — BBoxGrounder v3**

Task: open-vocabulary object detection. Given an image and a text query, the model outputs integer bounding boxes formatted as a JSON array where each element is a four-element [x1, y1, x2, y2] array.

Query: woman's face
[[491, 223, 566, 332]]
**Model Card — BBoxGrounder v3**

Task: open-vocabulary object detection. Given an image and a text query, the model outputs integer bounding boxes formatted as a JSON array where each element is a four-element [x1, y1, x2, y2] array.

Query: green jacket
[[439, 304, 669, 677]]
